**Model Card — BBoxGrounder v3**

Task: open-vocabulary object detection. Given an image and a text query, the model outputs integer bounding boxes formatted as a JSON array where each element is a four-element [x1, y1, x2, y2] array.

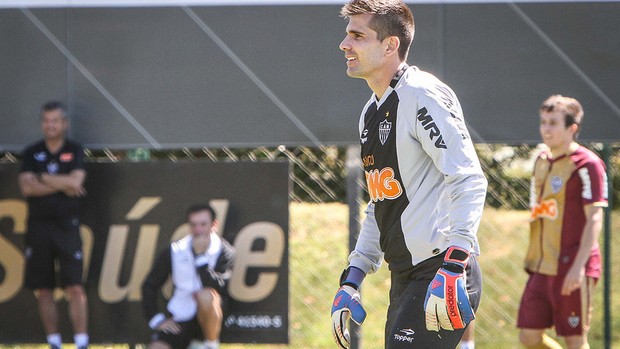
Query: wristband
[[339, 266, 365, 290], [148, 313, 166, 329]]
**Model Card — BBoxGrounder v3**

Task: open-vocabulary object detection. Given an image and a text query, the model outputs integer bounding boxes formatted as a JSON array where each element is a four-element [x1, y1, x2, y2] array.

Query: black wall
[[1, 2, 619, 150]]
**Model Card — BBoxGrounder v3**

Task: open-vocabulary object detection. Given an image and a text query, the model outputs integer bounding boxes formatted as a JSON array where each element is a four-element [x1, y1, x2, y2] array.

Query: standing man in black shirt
[[18, 101, 89, 349]]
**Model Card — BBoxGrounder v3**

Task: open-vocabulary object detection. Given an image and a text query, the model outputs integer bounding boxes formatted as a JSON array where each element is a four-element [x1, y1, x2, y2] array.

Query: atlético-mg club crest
[[379, 119, 392, 145]]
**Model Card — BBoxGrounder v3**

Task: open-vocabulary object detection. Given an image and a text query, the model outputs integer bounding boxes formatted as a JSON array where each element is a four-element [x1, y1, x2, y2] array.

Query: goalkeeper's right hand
[[331, 285, 366, 348]]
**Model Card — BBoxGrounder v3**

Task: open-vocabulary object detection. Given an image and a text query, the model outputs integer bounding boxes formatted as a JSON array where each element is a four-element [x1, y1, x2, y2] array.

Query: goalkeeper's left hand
[[331, 285, 366, 348], [424, 246, 475, 331]]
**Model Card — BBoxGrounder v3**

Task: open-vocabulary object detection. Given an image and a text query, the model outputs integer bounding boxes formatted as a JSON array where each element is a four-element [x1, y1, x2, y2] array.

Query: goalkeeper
[[331, 1, 487, 348]]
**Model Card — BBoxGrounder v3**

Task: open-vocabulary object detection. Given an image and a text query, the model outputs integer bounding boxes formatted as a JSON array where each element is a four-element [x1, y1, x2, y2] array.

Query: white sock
[[203, 339, 219, 349], [460, 340, 475, 349], [74, 333, 89, 347], [47, 333, 62, 347]]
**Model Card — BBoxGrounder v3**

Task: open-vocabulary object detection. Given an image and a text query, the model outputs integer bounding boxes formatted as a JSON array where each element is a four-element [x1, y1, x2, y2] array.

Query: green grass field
[[272, 203, 619, 349], [3, 203, 618, 348]]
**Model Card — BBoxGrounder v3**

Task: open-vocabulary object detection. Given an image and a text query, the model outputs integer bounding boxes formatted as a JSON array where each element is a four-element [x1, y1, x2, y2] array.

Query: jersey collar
[[390, 64, 409, 88]]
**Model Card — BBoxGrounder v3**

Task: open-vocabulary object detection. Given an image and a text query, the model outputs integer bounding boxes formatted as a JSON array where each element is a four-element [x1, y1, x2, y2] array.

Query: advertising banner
[[0, 161, 289, 344]]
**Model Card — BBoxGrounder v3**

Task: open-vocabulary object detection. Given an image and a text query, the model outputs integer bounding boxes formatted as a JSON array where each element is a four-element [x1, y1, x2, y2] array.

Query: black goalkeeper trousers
[[384, 251, 482, 348]]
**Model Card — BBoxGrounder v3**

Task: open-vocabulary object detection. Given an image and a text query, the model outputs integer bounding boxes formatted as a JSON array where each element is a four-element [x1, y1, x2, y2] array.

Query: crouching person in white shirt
[[142, 204, 235, 349]]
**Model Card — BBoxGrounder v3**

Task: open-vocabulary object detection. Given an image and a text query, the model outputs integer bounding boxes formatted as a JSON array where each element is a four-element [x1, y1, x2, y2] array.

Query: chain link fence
[[2, 143, 618, 348]]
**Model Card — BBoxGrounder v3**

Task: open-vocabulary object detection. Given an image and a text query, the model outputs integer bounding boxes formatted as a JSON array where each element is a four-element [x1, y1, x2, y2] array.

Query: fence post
[[602, 143, 613, 349], [346, 145, 363, 349]]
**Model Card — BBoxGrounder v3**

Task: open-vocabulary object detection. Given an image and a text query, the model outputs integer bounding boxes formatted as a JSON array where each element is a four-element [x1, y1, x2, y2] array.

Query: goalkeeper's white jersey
[[349, 65, 487, 275]]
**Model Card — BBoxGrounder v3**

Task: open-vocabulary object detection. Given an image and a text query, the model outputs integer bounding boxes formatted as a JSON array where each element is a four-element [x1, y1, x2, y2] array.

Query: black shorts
[[385, 252, 482, 348], [150, 318, 203, 349], [24, 217, 84, 289], [151, 294, 229, 349]]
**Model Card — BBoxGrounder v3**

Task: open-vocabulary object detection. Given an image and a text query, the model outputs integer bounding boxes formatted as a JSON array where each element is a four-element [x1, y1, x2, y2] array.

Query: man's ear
[[569, 123, 579, 136], [385, 36, 400, 56]]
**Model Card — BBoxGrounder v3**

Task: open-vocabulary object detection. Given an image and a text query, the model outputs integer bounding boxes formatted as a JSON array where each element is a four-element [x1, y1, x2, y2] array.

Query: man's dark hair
[[41, 100, 67, 113], [340, 0, 415, 61], [186, 203, 217, 222], [539, 94, 584, 139]]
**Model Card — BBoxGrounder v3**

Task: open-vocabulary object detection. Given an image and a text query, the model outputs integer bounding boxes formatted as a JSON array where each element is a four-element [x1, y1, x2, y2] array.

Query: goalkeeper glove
[[424, 246, 475, 331], [331, 284, 366, 348]]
